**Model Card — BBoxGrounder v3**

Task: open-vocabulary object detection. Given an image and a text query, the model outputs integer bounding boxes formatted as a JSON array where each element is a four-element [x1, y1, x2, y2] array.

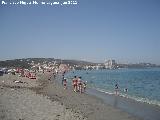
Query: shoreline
[[86, 88, 160, 120], [1, 73, 159, 120], [91, 87, 160, 107], [57, 73, 160, 120], [36, 74, 142, 120], [54, 74, 160, 120], [66, 69, 160, 107]]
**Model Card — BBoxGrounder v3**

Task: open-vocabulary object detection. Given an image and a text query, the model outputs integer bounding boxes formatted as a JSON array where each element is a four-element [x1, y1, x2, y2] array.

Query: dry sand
[[0, 73, 142, 120], [0, 73, 85, 120]]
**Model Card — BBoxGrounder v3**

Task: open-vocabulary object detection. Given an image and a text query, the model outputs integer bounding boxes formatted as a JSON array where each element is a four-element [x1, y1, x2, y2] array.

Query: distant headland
[[0, 58, 159, 70]]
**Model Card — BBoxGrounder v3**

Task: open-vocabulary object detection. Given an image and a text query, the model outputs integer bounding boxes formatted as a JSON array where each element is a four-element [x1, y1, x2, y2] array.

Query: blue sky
[[0, 0, 160, 64]]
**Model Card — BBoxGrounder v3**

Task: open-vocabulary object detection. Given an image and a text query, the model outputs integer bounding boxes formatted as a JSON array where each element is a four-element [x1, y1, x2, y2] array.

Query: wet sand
[[87, 88, 160, 120]]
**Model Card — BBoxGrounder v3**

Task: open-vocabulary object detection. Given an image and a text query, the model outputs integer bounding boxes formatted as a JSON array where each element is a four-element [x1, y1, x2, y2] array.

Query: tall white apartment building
[[104, 59, 116, 69]]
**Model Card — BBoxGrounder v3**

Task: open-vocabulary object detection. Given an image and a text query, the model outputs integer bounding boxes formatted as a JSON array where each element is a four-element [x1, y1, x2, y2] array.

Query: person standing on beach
[[78, 77, 83, 93], [62, 75, 65, 85], [115, 83, 119, 95], [72, 76, 78, 92], [63, 78, 67, 89], [83, 81, 87, 92]]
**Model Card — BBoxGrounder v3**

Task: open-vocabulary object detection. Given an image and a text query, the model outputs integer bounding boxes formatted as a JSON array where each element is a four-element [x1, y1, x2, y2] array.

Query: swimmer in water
[[124, 88, 128, 92]]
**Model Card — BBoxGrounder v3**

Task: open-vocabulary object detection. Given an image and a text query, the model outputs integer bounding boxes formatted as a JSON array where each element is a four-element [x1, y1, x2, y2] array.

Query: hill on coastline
[[0, 58, 95, 69]]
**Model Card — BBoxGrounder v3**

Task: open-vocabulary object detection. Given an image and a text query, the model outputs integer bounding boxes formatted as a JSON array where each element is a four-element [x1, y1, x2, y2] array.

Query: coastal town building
[[104, 59, 116, 69]]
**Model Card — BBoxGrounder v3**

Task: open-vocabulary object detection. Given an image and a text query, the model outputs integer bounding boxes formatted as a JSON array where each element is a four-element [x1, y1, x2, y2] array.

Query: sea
[[64, 68, 160, 107]]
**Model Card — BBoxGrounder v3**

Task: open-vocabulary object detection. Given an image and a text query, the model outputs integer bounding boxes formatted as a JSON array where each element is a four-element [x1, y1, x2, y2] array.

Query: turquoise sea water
[[65, 68, 160, 106]]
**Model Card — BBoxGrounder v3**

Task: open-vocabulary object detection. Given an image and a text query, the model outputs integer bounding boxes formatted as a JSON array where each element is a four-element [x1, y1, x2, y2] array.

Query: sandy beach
[[0, 72, 142, 120], [37, 73, 142, 120], [0, 73, 85, 120]]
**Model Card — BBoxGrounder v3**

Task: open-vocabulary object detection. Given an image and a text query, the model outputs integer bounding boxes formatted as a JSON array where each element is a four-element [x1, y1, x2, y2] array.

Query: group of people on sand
[[60, 72, 127, 95], [72, 76, 87, 93], [62, 75, 87, 93]]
